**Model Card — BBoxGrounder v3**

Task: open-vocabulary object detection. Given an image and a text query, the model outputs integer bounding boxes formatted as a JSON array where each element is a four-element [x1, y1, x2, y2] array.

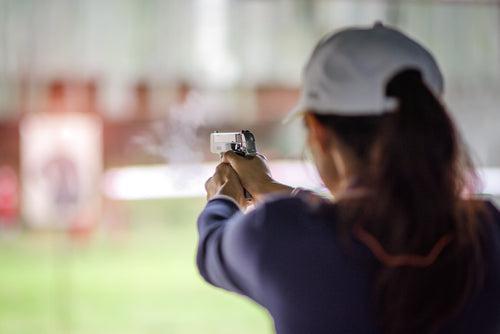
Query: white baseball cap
[[285, 22, 444, 122]]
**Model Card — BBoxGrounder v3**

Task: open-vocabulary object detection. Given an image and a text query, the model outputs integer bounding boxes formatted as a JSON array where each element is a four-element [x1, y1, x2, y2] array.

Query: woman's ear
[[304, 113, 331, 153]]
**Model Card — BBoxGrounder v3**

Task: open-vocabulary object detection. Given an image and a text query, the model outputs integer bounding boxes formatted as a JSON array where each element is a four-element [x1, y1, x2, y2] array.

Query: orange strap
[[353, 225, 453, 268]]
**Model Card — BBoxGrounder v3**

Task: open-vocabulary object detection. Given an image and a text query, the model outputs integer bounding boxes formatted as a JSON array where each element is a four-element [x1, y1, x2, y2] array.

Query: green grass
[[0, 198, 272, 334]]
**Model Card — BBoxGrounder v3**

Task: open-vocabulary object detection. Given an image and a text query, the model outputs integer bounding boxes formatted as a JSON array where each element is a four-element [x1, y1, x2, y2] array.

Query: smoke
[[134, 90, 214, 164], [133, 87, 241, 194]]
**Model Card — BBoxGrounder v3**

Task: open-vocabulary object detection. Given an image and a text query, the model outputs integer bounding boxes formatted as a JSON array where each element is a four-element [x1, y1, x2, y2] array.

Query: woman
[[196, 23, 500, 334]]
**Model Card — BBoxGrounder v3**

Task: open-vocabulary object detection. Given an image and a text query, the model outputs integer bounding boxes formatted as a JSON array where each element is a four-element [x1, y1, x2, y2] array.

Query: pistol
[[210, 130, 257, 157], [210, 130, 257, 200]]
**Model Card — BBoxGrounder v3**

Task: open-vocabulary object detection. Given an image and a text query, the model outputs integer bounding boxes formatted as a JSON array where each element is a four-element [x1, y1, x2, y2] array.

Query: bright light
[[103, 162, 500, 201], [102, 161, 324, 200], [479, 168, 500, 196], [103, 163, 216, 200]]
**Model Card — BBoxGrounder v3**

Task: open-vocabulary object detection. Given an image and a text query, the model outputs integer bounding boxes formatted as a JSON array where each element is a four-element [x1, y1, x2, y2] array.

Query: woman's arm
[[196, 196, 268, 303], [196, 157, 293, 300], [221, 152, 294, 202], [196, 197, 243, 292]]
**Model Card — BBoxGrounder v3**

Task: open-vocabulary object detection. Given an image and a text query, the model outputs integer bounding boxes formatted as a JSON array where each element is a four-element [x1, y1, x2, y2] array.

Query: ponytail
[[365, 68, 484, 334], [314, 68, 484, 334]]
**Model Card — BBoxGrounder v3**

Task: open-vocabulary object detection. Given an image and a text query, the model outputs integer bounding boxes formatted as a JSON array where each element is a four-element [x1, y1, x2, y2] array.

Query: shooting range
[[0, 0, 499, 333]]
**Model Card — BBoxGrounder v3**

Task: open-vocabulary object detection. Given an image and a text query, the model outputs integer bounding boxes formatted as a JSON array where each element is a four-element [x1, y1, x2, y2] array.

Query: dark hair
[[313, 68, 485, 334]]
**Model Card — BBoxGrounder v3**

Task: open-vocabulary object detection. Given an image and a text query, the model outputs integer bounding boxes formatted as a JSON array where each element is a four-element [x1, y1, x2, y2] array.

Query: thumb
[[222, 151, 241, 165]]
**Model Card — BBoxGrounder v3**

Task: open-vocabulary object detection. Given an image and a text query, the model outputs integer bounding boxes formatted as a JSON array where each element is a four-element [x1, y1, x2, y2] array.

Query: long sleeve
[[196, 197, 268, 303]]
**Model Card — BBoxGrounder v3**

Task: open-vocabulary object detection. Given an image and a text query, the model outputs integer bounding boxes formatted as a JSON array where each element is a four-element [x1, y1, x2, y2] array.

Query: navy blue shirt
[[196, 192, 500, 334]]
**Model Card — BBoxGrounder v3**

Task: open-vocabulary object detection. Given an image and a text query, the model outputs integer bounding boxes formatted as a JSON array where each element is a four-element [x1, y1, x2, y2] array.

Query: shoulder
[[260, 190, 316, 213], [223, 191, 338, 255], [484, 200, 500, 220], [479, 199, 500, 233], [226, 195, 309, 236], [468, 198, 500, 227], [249, 190, 336, 232], [464, 199, 500, 257]]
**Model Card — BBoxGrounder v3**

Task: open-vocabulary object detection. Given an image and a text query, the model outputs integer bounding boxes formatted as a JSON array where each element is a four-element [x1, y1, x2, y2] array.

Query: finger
[[256, 152, 268, 161], [222, 151, 242, 164], [215, 162, 230, 174], [204, 177, 213, 191]]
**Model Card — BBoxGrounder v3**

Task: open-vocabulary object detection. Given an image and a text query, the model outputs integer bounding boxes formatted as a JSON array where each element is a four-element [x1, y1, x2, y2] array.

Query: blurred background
[[0, 0, 499, 333]]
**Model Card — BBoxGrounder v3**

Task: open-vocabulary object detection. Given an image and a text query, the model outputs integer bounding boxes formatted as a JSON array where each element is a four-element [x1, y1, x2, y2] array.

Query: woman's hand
[[222, 152, 293, 201], [205, 162, 247, 208]]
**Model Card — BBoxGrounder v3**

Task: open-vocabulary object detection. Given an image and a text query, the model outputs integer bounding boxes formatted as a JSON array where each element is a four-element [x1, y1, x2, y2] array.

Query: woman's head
[[295, 24, 485, 334], [304, 68, 471, 197], [288, 22, 448, 194]]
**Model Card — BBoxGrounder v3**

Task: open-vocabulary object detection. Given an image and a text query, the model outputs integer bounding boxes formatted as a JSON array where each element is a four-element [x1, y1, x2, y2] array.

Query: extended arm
[[196, 196, 268, 304]]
